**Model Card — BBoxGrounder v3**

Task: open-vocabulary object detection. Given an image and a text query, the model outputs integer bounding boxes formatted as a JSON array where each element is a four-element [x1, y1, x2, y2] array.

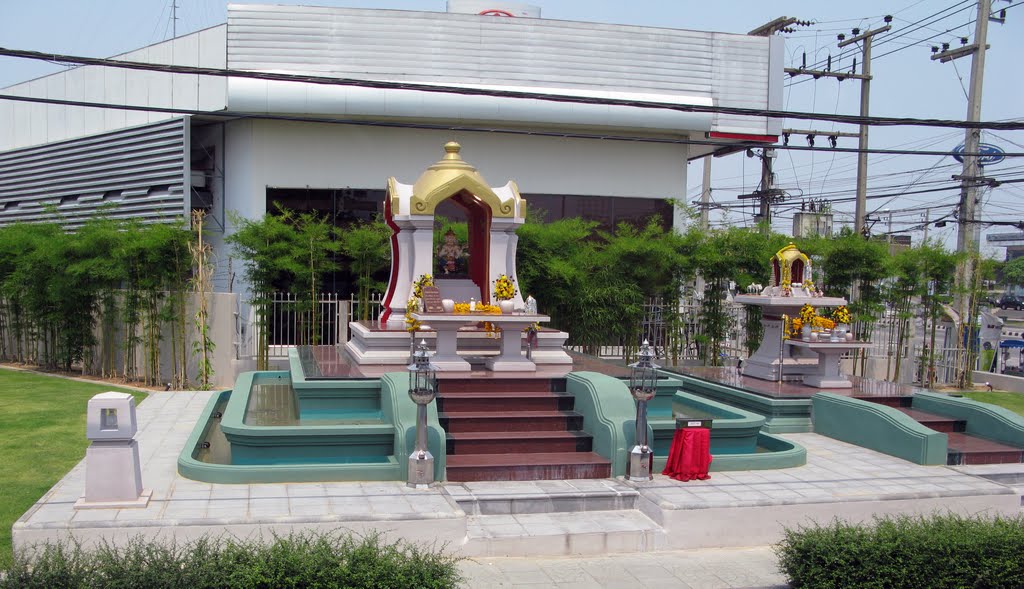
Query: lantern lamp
[[626, 340, 659, 481], [407, 340, 438, 488]]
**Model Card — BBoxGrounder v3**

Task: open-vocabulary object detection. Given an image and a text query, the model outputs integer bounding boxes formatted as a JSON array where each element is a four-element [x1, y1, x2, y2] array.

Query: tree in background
[[338, 217, 390, 322], [1002, 256, 1024, 289], [227, 211, 301, 369], [689, 227, 787, 365]]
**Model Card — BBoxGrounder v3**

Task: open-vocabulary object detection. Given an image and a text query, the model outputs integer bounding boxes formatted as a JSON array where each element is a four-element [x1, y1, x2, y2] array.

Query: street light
[[626, 340, 659, 481], [407, 340, 438, 488]]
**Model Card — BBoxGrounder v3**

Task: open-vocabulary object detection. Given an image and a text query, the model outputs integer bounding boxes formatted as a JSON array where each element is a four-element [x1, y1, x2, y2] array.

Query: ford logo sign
[[952, 143, 1005, 166]]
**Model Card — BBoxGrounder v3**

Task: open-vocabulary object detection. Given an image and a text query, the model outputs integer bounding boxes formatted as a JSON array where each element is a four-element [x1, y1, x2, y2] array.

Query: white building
[[0, 4, 783, 295]]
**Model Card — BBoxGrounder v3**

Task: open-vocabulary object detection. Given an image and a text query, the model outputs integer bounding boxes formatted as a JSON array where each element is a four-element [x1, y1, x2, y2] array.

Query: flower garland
[[812, 316, 835, 330], [453, 302, 501, 314], [404, 297, 422, 333], [788, 317, 803, 339], [492, 274, 517, 301], [412, 273, 433, 299], [832, 305, 851, 325]]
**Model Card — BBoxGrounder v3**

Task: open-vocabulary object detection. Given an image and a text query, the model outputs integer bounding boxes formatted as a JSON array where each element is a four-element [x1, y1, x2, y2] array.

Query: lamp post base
[[625, 445, 653, 481], [407, 450, 435, 488]]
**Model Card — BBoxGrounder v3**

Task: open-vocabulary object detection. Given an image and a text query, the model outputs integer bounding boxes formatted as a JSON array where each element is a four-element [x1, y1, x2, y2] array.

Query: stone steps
[[438, 377, 609, 481], [462, 510, 666, 557], [446, 452, 611, 482], [445, 480, 637, 515]]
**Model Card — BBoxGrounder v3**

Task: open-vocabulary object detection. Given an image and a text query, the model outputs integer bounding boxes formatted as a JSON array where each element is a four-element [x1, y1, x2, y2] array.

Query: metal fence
[[236, 291, 983, 386], [567, 297, 749, 364], [239, 292, 383, 361]]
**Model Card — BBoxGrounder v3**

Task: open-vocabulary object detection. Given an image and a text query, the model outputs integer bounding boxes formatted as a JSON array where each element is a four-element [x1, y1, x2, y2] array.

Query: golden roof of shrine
[[396, 142, 522, 218], [773, 243, 810, 265]]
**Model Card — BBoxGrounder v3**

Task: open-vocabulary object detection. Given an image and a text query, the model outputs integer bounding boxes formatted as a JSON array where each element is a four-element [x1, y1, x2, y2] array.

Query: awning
[[999, 340, 1024, 349]]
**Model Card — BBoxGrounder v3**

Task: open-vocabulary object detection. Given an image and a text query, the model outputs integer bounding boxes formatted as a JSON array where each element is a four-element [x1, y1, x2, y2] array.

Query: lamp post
[[407, 340, 438, 488], [626, 340, 659, 481]]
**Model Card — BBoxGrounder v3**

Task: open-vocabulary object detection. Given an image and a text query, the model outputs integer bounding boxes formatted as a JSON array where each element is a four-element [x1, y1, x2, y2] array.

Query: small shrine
[[345, 142, 571, 370], [734, 243, 870, 388]]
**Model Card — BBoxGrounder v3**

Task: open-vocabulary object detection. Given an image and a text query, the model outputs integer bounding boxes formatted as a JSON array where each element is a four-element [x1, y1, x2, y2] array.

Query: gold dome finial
[[443, 141, 462, 160]]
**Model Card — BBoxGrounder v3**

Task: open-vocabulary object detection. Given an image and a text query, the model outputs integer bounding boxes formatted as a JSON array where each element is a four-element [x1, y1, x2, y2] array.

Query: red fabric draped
[[662, 427, 712, 481]]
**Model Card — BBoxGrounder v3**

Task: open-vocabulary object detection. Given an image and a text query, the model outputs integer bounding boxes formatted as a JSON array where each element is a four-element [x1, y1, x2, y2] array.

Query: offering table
[[784, 339, 872, 388], [412, 312, 550, 372]]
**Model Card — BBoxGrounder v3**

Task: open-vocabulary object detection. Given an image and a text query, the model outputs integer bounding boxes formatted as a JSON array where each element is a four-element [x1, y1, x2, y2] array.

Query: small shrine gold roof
[[774, 243, 809, 263], [402, 142, 520, 218]]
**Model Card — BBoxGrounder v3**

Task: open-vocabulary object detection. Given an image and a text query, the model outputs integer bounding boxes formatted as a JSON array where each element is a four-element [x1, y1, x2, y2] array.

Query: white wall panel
[[226, 5, 776, 136], [231, 120, 686, 206], [0, 118, 189, 228], [0, 26, 228, 151]]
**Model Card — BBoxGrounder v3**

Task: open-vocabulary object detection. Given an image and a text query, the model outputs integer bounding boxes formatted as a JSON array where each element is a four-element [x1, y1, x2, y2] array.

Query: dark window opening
[[265, 187, 387, 297]]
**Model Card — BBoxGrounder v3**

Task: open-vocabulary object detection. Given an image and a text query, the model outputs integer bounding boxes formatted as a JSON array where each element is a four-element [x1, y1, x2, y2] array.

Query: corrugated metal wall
[[0, 118, 189, 228], [226, 5, 774, 136]]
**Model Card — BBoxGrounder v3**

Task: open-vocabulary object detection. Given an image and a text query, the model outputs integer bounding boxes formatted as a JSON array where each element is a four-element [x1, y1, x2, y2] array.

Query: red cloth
[[662, 427, 712, 481]]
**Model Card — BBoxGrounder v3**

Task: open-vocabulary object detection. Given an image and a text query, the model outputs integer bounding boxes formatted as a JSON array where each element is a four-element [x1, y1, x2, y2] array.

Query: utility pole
[[931, 0, 1002, 387], [836, 18, 892, 236], [172, 1, 179, 38], [742, 18, 808, 235], [737, 148, 782, 234], [700, 156, 712, 230]]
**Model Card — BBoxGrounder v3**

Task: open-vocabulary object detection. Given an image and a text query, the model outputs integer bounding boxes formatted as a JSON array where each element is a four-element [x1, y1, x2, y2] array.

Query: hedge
[[0, 531, 462, 589], [775, 513, 1024, 589]]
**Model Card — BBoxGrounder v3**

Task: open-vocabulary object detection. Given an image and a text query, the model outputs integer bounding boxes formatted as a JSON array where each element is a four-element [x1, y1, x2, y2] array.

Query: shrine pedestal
[[413, 312, 550, 372], [734, 294, 847, 385], [785, 339, 871, 388]]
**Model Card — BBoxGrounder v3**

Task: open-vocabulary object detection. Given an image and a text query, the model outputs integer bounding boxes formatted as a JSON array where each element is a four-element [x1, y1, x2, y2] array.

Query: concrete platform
[[13, 391, 1023, 559]]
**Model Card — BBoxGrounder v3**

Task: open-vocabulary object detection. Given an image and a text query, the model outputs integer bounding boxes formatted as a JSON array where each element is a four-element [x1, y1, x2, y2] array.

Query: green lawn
[[962, 390, 1024, 416], [0, 368, 145, 568]]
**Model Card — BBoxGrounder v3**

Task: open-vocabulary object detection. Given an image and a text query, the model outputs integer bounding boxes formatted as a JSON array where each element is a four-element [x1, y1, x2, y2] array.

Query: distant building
[[986, 231, 1024, 261], [792, 211, 833, 238], [0, 4, 783, 295]]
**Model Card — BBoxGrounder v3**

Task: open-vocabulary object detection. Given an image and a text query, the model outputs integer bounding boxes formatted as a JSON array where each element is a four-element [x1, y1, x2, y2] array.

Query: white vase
[[498, 300, 514, 314], [441, 299, 455, 313]]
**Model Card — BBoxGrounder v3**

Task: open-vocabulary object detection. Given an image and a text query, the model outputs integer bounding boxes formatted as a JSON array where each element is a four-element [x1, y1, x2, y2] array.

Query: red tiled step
[[946, 432, 1024, 465], [447, 430, 592, 455], [856, 395, 912, 408], [438, 391, 573, 413], [446, 452, 611, 482], [894, 408, 965, 433], [440, 411, 582, 433], [439, 378, 554, 394]]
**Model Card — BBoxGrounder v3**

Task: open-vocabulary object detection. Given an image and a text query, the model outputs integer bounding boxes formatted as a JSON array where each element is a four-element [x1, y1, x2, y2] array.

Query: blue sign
[[952, 142, 1005, 166]]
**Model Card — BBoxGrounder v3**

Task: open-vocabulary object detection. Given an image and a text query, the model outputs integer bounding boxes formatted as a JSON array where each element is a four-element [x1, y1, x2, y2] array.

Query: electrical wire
[[3, 93, 1024, 159], [0, 46, 1022, 131]]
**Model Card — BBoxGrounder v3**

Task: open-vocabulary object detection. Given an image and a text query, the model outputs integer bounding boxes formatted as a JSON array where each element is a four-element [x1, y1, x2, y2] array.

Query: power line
[[1, 46, 1022, 131], [786, 1, 976, 87], [4, 93, 1024, 159]]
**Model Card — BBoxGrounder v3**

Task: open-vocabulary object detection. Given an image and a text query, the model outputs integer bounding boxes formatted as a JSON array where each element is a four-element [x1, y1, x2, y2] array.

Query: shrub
[[1, 530, 463, 589], [775, 513, 1024, 589]]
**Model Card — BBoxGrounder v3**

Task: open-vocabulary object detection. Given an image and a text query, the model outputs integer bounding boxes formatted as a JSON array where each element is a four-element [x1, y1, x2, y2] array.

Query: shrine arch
[[378, 142, 526, 328]]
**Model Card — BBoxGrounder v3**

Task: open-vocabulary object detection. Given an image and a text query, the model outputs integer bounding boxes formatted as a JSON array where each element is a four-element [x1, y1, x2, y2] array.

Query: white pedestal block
[[75, 440, 151, 509]]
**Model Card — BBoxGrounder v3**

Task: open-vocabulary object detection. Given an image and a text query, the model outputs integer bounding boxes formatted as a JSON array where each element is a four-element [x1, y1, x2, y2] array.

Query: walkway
[[12, 391, 1023, 588], [458, 546, 785, 588]]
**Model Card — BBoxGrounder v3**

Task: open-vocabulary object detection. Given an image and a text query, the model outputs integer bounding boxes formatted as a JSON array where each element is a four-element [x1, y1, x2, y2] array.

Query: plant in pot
[[492, 274, 517, 313]]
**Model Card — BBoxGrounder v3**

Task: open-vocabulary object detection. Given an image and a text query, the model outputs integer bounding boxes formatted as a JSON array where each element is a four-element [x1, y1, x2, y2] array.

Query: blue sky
[[1, 1, 1021, 255]]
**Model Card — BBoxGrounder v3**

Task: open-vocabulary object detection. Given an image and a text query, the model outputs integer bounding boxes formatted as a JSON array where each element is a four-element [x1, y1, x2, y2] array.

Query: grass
[[962, 390, 1024, 416], [0, 368, 145, 569]]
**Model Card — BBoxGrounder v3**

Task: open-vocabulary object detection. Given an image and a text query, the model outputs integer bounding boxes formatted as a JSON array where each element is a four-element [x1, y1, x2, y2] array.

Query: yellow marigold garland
[[412, 273, 433, 299], [453, 302, 501, 314], [404, 297, 422, 332]]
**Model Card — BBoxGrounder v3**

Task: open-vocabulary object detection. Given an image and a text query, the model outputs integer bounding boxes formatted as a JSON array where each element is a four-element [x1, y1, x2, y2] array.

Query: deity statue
[[436, 229, 466, 275]]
